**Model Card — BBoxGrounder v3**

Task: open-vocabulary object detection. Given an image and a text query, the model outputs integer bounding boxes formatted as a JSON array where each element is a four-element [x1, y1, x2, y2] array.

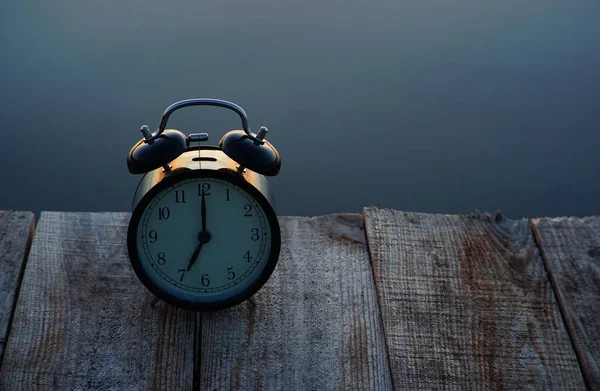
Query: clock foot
[[150, 296, 161, 308], [248, 296, 258, 308]]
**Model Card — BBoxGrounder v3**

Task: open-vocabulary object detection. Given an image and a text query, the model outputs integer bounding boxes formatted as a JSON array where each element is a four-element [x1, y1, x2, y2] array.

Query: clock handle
[[142, 98, 265, 145]]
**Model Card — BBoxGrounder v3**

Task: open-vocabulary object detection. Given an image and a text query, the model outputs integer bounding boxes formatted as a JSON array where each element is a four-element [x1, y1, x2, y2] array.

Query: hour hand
[[186, 231, 211, 272], [187, 240, 203, 271]]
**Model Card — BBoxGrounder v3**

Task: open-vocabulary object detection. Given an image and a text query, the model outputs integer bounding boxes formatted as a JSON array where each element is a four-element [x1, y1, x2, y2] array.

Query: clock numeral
[[149, 230, 158, 243], [178, 269, 186, 282], [175, 190, 186, 203], [158, 207, 170, 220], [250, 228, 260, 241], [243, 250, 252, 262], [197, 183, 211, 196], [227, 267, 235, 280], [225, 189, 231, 201], [157, 252, 166, 265], [244, 204, 252, 217], [201, 273, 210, 287]]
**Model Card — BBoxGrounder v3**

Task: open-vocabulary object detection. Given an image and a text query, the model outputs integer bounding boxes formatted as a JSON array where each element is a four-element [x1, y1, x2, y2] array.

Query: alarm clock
[[126, 98, 281, 311]]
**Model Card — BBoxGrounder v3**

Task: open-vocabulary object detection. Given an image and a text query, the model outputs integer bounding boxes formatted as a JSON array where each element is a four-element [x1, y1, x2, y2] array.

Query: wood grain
[[0, 211, 35, 365], [363, 207, 585, 390], [532, 216, 600, 390], [0, 212, 196, 390], [200, 214, 392, 390]]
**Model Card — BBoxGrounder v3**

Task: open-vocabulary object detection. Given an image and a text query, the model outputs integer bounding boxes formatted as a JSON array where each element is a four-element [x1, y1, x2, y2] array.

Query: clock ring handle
[[143, 98, 264, 145]]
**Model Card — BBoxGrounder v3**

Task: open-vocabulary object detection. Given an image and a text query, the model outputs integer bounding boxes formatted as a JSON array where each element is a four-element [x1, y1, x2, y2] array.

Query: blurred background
[[1, 0, 598, 218]]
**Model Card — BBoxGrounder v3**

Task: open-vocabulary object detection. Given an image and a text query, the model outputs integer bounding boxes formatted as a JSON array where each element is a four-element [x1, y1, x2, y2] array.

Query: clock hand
[[201, 190, 207, 233], [187, 238, 204, 272], [187, 191, 212, 272], [187, 230, 212, 272]]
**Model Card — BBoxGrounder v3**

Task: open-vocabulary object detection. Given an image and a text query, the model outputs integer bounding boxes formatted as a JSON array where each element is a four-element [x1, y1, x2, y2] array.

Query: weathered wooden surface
[[0, 212, 196, 390], [200, 214, 392, 390], [532, 216, 600, 390], [363, 207, 585, 389], [0, 211, 35, 364], [2, 210, 598, 390]]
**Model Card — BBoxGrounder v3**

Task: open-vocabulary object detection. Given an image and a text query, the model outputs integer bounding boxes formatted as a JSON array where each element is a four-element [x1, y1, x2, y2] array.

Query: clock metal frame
[[127, 150, 281, 311]]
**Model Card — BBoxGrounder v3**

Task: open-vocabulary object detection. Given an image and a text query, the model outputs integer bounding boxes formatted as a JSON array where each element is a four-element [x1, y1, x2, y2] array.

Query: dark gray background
[[1, 0, 598, 218]]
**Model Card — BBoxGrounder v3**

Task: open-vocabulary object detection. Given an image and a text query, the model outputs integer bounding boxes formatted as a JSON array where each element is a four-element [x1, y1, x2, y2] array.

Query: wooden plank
[[363, 207, 585, 389], [200, 214, 392, 390], [532, 216, 600, 390], [0, 212, 196, 390], [0, 211, 35, 365]]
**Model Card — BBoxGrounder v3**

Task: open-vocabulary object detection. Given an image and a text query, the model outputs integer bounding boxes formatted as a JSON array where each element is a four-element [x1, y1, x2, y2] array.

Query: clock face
[[128, 170, 280, 310]]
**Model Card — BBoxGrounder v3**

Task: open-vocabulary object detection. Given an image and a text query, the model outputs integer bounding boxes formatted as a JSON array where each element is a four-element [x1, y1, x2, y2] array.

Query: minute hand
[[201, 191, 207, 232], [187, 191, 209, 272]]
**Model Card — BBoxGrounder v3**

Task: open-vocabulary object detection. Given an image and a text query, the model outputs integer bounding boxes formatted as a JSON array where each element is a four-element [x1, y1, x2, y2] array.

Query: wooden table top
[[0, 209, 597, 390]]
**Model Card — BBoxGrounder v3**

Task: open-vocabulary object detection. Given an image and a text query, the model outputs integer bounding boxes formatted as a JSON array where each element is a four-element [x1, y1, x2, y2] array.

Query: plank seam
[[361, 209, 395, 391], [0, 215, 35, 370], [194, 312, 202, 391], [530, 220, 592, 391]]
